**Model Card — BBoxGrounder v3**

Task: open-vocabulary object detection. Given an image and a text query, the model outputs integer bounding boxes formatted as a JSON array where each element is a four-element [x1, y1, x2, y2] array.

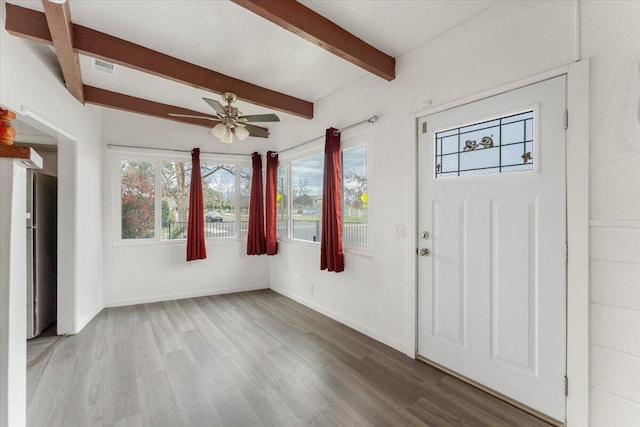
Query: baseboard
[[75, 303, 103, 333], [104, 284, 270, 308], [271, 286, 409, 354]]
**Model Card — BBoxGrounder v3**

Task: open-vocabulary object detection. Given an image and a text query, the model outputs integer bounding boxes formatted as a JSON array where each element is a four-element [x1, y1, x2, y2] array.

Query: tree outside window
[[121, 161, 155, 239]]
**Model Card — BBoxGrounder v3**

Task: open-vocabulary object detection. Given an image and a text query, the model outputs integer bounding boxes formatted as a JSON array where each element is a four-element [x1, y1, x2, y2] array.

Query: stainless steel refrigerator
[[26, 171, 57, 339]]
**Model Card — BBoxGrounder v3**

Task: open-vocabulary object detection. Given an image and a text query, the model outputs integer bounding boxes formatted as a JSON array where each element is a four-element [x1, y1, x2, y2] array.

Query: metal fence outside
[[164, 219, 367, 247]]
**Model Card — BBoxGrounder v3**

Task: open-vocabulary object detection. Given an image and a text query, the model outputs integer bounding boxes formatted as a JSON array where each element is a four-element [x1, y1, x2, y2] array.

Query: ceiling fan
[[169, 92, 280, 144]]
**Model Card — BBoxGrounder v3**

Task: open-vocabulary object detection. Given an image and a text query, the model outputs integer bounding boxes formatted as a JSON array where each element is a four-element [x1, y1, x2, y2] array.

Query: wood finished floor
[[28, 290, 554, 427]]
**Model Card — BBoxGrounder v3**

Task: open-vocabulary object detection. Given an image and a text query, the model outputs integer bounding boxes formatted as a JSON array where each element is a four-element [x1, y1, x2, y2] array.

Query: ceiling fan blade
[[169, 113, 218, 120], [203, 98, 226, 115], [240, 113, 280, 123], [245, 124, 270, 138]]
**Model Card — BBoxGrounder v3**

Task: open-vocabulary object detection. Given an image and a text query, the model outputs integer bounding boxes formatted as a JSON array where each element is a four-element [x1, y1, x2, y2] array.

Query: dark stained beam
[[42, 0, 84, 103], [83, 85, 219, 128], [232, 0, 395, 81], [5, 3, 314, 119], [83, 85, 269, 137], [5, 4, 52, 44]]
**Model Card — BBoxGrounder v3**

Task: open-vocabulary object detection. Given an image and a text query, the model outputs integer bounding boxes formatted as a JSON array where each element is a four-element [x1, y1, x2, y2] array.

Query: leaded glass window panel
[[435, 111, 534, 178]]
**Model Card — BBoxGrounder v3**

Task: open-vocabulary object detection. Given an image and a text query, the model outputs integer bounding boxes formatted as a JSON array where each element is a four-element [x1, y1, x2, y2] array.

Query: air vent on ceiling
[[91, 58, 116, 75]]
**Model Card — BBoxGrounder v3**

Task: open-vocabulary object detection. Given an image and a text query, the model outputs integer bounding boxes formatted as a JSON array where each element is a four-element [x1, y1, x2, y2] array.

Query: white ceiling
[[11, 0, 497, 130]]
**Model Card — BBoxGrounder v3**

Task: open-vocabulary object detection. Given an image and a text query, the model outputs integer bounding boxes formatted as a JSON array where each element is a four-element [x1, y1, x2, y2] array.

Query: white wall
[[270, 0, 577, 355], [101, 111, 270, 306], [0, 0, 104, 334], [581, 1, 640, 424], [0, 161, 28, 427], [270, 1, 640, 425]]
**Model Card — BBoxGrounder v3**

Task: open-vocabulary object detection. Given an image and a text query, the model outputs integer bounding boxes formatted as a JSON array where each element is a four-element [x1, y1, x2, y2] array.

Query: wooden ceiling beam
[[83, 85, 269, 137], [232, 0, 395, 81], [41, 0, 84, 103], [83, 85, 220, 129], [5, 3, 314, 119]]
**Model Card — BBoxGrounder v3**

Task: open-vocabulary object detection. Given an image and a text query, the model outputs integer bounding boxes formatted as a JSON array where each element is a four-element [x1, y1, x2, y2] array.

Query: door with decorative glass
[[417, 76, 567, 422]]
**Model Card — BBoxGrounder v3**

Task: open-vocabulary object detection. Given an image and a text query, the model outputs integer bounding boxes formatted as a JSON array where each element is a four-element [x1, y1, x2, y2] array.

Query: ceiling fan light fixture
[[220, 128, 233, 144], [212, 122, 228, 138], [212, 122, 233, 144], [235, 126, 250, 141], [172, 93, 279, 143]]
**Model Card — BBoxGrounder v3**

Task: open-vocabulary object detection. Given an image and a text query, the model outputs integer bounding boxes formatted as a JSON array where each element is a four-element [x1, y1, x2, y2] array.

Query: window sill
[[277, 238, 373, 258], [112, 236, 245, 247], [278, 238, 320, 250]]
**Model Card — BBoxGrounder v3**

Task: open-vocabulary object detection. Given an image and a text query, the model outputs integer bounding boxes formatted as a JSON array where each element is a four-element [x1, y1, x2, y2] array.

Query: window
[[435, 110, 534, 178], [115, 153, 250, 243], [121, 160, 155, 239], [239, 166, 252, 237], [283, 132, 370, 249], [277, 165, 289, 239], [291, 153, 323, 242], [161, 161, 191, 240], [342, 145, 368, 247], [201, 163, 237, 238]]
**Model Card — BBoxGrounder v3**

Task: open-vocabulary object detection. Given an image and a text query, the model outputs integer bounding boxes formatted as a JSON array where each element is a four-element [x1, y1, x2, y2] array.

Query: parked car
[[205, 211, 223, 222]]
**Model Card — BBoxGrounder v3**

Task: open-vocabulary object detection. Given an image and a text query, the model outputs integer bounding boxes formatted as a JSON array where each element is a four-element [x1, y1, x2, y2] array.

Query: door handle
[[419, 248, 430, 257]]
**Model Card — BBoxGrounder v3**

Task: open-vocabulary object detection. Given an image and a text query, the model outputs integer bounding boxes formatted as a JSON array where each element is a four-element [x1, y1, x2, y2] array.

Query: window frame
[[431, 105, 540, 181], [340, 128, 373, 255], [277, 127, 373, 255], [110, 148, 251, 247]]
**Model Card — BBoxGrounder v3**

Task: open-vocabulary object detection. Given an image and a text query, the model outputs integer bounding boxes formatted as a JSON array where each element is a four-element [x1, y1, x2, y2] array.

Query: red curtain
[[247, 152, 267, 255], [187, 148, 206, 261], [265, 151, 278, 255], [320, 128, 344, 272]]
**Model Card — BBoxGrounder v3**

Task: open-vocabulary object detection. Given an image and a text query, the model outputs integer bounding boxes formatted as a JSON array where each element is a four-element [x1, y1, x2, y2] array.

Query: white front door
[[417, 76, 567, 421]]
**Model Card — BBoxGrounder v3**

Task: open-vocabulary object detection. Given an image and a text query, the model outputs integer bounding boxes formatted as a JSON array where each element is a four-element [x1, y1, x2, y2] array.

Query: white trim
[[104, 284, 269, 308], [271, 286, 409, 354], [405, 112, 419, 358], [57, 137, 78, 335], [590, 219, 640, 228], [19, 105, 78, 142], [75, 303, 103, 333], [565, 58, 590, 427], [407, 60, 590, 426], [412, 64, 570, 118]]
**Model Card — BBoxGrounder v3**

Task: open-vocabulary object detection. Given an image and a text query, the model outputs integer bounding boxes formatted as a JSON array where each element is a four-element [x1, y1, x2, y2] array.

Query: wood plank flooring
[[27, 290, 555, 426], [27, 324, 61, 368]]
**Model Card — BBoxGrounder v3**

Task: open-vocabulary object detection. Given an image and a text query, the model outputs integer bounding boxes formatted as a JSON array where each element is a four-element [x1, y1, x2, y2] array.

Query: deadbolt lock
[[419, 248, 430, 256]]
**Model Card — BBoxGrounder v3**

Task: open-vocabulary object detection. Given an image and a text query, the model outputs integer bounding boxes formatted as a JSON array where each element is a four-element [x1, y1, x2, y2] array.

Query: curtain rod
[[274, 115, 379, 156], [107, 114, 379, 157], [106, 143, 252, 157]]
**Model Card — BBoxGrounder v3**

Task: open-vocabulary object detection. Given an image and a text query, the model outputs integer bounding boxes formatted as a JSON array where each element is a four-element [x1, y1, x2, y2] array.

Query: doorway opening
[[13, 119, 61, 364]]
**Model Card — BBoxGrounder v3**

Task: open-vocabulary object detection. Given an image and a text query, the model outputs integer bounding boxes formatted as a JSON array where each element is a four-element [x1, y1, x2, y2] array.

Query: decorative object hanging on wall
[[0, 108, 16, 145]]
